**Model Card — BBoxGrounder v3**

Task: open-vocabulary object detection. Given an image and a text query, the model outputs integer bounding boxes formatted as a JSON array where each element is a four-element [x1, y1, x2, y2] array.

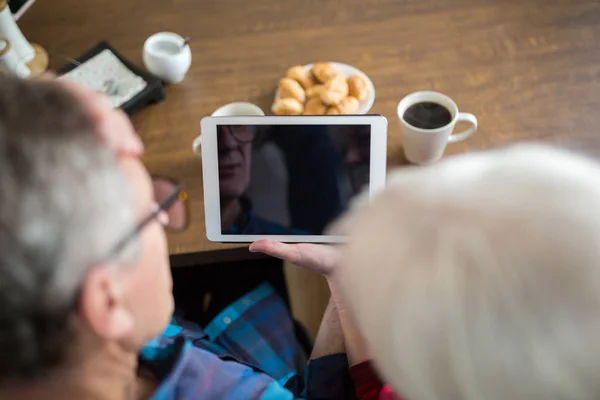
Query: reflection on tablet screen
[[217, 124, 371, 235]]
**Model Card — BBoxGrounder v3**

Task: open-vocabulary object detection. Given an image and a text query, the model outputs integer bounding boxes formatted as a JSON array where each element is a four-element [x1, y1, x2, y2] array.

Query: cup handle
[[192, 135, 202, 155], [449, 112, 478, 143]]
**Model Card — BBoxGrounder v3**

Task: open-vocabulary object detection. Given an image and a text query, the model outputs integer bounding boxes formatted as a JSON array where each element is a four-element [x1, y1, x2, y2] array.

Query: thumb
[[250, 240, 340, 274], [249, 240, 297, 261]]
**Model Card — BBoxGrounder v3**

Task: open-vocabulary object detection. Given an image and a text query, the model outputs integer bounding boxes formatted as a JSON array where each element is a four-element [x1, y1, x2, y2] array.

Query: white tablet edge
[[200, 115, 388, 243]]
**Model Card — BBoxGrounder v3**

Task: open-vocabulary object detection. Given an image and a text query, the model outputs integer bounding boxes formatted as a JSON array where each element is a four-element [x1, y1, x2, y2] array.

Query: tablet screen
[[217, 124, 371, 235]]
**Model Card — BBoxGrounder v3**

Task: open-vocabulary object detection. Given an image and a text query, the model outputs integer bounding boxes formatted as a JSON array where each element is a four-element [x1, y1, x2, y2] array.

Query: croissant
[[311, 62, 342, 83], [326, 106, 342, 115], [336, 96, 360, 114], [272, 98, 304, 115], [304, 97, 328, 115], [347, 75, 369, 101], [287, 65, 316, 89], [278, 78, 306, 103], [306, 84, 325, 98], [320, 75, 349, 106]]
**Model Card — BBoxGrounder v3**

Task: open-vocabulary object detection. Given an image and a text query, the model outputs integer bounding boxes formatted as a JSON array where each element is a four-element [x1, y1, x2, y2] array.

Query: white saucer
[[275, 62, 376, 114]]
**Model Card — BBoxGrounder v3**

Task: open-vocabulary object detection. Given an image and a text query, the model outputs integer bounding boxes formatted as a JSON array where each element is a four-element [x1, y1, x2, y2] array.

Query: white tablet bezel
[[200, 115, 388, 243]]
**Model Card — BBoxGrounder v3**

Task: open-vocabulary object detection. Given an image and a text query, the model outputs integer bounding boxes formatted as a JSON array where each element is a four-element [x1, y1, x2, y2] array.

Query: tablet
[[200, 115, 387, 243]]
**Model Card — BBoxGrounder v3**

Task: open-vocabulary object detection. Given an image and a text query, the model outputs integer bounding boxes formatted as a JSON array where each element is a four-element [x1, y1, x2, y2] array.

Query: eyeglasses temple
[[106, 184, 184, 260]]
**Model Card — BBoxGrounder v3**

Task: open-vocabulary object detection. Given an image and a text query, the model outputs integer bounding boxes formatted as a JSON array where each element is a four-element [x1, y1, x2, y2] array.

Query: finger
[[249, 240, 300, 262], [250, 240, 340, 270], [293, 243, 341, 271]]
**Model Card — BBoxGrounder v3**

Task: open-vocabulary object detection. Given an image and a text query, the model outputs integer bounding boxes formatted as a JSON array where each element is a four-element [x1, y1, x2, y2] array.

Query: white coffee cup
[[397, 91, 478, 165], [0, 38, 30, 78], [143, 32, 191, 84], [192, 102, 264, 155]]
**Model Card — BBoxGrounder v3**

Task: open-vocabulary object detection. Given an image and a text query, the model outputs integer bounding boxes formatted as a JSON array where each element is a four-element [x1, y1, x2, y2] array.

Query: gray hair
[[335, 144, 600, 400], [0, 77, 136, 380]]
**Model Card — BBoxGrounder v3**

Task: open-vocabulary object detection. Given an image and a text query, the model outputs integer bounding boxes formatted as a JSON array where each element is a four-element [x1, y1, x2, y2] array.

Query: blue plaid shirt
[[224, 198, 309, 235], [140, 283, 353, 399]]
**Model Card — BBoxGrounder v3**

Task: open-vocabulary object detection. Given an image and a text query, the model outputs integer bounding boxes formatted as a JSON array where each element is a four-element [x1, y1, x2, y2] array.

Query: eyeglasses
[[220, 125, 257, 143], [103, 177, 188, 261], [152, 177, 189, 232]]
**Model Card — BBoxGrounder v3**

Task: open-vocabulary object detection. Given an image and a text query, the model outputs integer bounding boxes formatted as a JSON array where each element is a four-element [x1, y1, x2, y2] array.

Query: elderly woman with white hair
[[253, 144, 600, 400]]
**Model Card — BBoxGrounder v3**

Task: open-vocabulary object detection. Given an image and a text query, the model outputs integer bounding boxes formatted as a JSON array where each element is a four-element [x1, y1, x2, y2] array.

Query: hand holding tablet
[[200, 115, 388, 243], [249, 240, 341, 277]]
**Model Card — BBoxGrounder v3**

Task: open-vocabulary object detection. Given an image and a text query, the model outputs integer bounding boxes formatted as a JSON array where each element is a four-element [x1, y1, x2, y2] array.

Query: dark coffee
[[403, 102, 452, 130]]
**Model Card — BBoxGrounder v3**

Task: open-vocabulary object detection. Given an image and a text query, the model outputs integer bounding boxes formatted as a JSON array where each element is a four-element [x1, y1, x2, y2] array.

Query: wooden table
[[19, 0, 600, 264]]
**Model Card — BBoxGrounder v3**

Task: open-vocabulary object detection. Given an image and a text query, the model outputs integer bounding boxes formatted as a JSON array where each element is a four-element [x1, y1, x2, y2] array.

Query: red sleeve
[[349, 361, 405, 400], [349, 361, 383, 399], [380, 384, 404, 400]]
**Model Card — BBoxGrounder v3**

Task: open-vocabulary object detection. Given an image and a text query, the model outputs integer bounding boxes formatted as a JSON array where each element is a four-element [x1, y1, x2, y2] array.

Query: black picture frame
[[56, 41, 165, 115]]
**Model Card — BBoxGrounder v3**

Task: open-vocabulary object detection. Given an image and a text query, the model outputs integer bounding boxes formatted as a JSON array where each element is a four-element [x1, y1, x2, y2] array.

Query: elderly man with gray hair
[[0, 76, 380, 399], [256, 144, 600, 400]]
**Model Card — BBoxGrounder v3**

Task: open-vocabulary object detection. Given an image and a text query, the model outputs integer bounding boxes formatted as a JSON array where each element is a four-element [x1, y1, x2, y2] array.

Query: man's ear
[[78, 265, 134, 341]]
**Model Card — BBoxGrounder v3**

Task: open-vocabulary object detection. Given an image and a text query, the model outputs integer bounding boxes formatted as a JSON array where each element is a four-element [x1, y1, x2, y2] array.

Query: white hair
[[0, 77, 137, 379], [334, 144, 600, 400]]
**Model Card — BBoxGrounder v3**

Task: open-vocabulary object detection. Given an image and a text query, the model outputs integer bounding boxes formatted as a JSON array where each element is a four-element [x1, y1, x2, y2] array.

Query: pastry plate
[[275, 62, 376, 114]]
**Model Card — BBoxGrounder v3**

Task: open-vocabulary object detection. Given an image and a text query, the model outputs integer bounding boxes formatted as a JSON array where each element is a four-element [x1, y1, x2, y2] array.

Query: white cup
[[0, 38, 30, 78], [397, 91, 478, 165], [192, 102, 264, 155], [143, 32, 191, 84]]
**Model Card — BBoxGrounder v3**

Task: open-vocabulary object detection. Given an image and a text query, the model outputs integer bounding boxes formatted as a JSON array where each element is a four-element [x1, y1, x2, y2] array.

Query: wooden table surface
[[19, 0, 600, 262]]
